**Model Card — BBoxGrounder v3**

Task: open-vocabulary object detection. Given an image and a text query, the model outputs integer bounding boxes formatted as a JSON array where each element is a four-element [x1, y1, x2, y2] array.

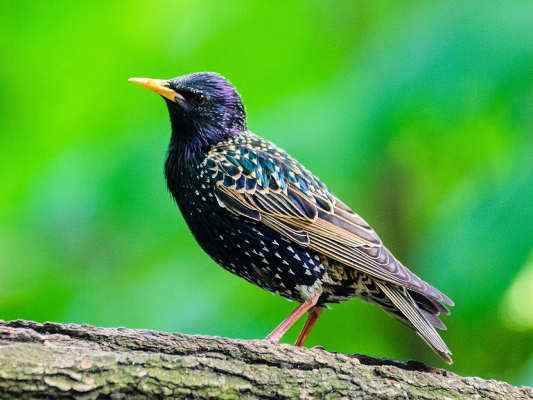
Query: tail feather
[[410, 290, 450, 316], [376, 281, 453, 364], [420, 309, 447, 331]]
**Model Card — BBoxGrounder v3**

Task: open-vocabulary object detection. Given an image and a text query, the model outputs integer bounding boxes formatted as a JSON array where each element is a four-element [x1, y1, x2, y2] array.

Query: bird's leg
[[266, 291, 321, 343], [294, 306, 322, 347]]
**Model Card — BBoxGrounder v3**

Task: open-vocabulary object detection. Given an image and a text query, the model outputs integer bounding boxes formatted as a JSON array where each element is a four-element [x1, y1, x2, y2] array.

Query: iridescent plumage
[[130, 72, 454, 364]]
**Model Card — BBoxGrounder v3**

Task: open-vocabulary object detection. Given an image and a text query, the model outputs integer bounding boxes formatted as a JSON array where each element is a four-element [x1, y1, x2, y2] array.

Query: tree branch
[[0, 320, 530, 399]]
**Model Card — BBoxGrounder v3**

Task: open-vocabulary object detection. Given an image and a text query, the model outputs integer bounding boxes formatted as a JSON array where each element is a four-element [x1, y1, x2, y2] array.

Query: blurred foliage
[[0, 0, 532, 385]]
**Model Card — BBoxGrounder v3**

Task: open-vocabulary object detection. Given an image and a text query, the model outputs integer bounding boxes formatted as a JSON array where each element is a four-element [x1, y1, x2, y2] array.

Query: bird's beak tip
[[128, 77, 147, 86]]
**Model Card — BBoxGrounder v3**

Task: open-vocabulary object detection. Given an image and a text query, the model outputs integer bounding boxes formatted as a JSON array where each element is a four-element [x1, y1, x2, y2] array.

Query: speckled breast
[[172, 158, 327, 302]]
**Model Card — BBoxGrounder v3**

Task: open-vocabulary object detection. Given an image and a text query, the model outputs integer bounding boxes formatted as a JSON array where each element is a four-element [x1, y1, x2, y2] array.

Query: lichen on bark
[[0, 320, 530, 399]]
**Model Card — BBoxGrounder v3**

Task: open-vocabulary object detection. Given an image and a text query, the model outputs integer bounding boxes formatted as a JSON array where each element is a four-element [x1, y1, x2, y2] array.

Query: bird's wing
[[205, 133, 453, 307]]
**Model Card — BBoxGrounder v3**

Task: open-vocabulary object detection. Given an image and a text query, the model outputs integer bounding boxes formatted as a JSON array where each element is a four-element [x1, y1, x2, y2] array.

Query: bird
[[129, 72, 454, 364]]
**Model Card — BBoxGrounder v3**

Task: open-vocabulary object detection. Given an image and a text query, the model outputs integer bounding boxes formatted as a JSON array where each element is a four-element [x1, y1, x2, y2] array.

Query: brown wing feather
[[209, 133, 453, 307], [218, 182, 452, 306]]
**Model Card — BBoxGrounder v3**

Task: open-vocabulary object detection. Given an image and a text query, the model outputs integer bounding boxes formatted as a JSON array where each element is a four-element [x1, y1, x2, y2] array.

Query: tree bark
[[0, 320, 530, 399]]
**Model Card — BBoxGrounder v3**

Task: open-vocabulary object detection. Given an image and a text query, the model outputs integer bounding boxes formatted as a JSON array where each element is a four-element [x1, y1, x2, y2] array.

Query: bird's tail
[[376, 281, 453, 364]]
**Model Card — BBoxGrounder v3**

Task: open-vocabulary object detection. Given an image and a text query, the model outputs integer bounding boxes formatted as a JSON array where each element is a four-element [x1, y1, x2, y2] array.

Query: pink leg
[[295, 307, 322, 347], [266, 291, 321, 343]]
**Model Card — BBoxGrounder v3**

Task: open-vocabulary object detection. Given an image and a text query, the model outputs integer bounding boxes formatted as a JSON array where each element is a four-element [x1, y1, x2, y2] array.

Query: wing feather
[[206, 133, 454, 307]]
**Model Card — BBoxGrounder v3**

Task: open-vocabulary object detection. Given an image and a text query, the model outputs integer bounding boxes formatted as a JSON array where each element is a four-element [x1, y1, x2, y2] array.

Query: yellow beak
[[128, 77, 183, 103]]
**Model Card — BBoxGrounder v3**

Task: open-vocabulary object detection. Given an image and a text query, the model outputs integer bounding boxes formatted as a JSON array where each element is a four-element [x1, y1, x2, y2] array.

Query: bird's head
[[129, 72, 246, 154]]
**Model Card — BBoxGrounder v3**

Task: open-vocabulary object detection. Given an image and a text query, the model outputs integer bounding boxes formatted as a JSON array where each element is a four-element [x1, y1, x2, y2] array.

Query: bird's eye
[[181, 90, 207, 105]]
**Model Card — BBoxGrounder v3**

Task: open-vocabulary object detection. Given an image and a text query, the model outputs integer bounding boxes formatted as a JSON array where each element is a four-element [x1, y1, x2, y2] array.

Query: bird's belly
[[179, 193, 326, 301]]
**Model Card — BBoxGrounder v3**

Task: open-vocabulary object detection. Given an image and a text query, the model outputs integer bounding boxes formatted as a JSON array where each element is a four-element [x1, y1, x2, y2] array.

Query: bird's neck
[[164, 102, 246, 197], [164, 125, 242, 199], [167, 119, 240, 162], [165, 133, 203, 186], [168, 131, 206, 164], [168, 124, 237, 164]]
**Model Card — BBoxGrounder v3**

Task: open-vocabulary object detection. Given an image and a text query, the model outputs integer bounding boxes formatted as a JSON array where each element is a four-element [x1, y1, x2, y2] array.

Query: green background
[[1, 0, 532, 385]]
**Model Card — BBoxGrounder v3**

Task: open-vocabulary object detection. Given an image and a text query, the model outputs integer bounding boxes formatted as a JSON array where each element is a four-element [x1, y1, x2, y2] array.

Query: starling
[[129, 72, 454, 363]]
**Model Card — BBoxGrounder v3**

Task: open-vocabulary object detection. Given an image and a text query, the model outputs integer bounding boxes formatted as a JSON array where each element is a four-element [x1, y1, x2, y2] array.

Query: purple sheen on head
[[164, 72, 247, 160], [173, 72, 240, 102]]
